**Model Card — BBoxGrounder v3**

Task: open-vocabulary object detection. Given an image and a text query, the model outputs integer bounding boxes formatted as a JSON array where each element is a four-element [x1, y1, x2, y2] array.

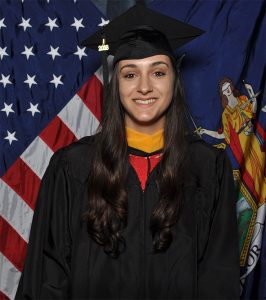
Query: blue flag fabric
[[0, 0, 102, 176]]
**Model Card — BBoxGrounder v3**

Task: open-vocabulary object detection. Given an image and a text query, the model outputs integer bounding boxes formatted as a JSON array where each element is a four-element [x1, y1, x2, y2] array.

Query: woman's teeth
[[135, 98, 156, 104]]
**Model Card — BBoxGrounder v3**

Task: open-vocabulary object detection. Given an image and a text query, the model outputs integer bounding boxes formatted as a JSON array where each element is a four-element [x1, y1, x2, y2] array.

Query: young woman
[[16, 4, 239, 300]]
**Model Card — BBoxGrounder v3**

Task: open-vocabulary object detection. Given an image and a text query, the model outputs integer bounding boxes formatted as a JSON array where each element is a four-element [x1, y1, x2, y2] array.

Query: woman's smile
[[133, 97, 158, 105]]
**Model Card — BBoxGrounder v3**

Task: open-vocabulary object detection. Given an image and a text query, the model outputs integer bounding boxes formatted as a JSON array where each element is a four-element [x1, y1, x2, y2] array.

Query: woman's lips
[[133, 98, 157, 104]]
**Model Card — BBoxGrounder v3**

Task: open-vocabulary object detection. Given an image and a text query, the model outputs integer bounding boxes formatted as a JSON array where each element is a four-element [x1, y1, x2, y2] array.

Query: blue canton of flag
[[0, 0, 102, 175]]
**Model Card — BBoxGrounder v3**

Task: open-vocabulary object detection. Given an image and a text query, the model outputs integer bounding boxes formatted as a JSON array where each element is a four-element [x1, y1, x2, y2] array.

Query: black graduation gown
[[15, 135, 240, 299]]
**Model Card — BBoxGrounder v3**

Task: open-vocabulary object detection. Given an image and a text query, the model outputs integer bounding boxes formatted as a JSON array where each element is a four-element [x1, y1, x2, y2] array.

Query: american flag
[[0, 1, 104, 299]]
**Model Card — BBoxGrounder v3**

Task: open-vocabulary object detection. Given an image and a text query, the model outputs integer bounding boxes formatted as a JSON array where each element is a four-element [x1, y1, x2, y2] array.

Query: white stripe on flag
[[0, 252, 21, 300], [0, 179, 33, 243], [58, 94, 99, 139], [20, 136, 54, 179], [94, 55, 114, 84]]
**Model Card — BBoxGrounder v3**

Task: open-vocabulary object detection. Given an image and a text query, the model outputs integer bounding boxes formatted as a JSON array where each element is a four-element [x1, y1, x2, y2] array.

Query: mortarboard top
[[81, 3, 204, 61]]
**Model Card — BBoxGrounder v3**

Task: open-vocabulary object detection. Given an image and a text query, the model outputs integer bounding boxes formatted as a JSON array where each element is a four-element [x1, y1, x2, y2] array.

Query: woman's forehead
[[118, 55, 172, 68]]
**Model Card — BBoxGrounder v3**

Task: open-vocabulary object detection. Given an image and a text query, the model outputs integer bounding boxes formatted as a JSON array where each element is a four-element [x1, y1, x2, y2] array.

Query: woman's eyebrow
[[120, 64, 137, 71], [120, 61, 169, 72], [151, 61, 169, 67]]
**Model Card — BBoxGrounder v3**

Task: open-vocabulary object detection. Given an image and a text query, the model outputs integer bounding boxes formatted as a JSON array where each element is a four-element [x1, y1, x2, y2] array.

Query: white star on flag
[[21, 46, 35, 60], [4, 130, 18, 145], [74, 46, 87, 60], [45, 17, 59, 31], [47, 46, 61, 60], [50, 74, 63, 88], [0, 18, 6, 29], [1, 102, 15, 117], [27, 102, 40, 117], [24, 74, 37, 88], [98, 17, 109, 27], [71, 17, 85, 32], [0, 74, 12, 87], [0, 47, 9, 60], [18, 17, 32, 31]]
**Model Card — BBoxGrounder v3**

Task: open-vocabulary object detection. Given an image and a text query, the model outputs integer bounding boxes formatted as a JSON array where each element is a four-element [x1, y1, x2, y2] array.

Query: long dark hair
[[84, 61, 188, 258]]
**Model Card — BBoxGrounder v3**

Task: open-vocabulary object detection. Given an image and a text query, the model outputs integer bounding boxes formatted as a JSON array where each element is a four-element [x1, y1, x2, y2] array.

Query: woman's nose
[[137, 75, 153, 94]]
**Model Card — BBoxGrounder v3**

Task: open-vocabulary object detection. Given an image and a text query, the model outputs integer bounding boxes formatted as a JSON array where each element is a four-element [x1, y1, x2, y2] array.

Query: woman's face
[[222, 82, 232, 97], [118, 54, 175, 134]]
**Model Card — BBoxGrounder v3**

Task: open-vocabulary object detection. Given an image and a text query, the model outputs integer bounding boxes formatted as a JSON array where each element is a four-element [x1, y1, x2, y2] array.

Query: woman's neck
[[124, 115, 165, 135]]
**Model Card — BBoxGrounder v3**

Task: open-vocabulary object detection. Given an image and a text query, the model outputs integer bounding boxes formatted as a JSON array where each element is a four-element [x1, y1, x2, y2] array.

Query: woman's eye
[[124, 73, 136, 79], [154, 71, 166, 77]]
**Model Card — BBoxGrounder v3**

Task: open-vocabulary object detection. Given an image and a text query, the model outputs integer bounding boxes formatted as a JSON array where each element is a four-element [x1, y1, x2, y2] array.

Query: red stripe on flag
[[242, 168, 260, 201], [228, 122, 244, 165], [39, 116, 77, 152], [0, 290, 9, 300], [229, 122, 261, 201], [1, 158, 40, 210], [0, 216, 27, 272], [77, 75, 103, 122], [256, 121, 266, 140]]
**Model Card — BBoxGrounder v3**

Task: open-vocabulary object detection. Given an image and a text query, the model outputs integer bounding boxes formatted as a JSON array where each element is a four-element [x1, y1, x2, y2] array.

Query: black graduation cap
[[81, 3, 204, 112], [81, 3, 203, 61]]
